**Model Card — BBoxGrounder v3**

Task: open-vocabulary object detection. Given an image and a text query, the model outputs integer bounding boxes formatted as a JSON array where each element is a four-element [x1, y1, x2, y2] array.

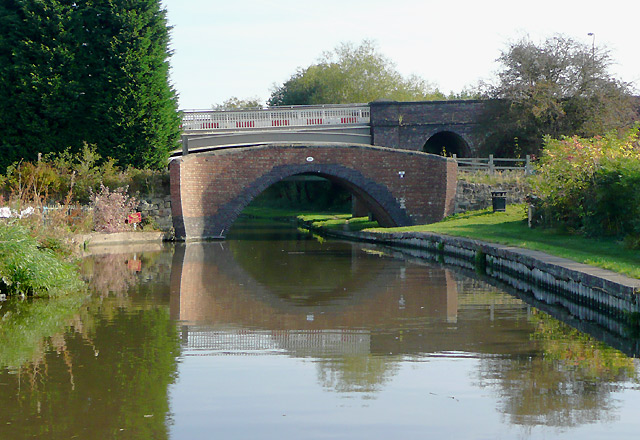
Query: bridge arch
[[423, 131, 471, 157], [170, 143, 457, 240]]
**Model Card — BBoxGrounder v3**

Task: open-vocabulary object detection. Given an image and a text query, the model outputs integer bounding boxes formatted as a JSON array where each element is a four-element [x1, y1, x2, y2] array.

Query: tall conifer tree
[[0, 0, 180, 170]]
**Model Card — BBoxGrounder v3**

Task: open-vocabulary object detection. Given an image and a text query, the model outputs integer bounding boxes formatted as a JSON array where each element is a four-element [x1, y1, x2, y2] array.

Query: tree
[[212, 96, 263, 110], [0, 0, 78, 167], [479, 35, 637, 156], [0, 0, 180, 171], [268, 40, 445, 106]]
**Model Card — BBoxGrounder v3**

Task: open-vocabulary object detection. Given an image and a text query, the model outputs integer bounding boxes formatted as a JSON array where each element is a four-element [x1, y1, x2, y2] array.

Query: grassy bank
[[379, 205, 640, 279], [278, 205, 640, 280], [0, 223, 85, 297]]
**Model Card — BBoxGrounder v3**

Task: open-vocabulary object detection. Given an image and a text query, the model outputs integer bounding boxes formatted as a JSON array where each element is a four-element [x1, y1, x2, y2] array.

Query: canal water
[[1, 219, 640, 439]]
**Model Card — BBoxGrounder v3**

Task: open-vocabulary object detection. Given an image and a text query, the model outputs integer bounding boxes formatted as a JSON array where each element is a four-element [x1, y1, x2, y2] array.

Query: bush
[[90, 184, 138, 233], [583, 155, 640, 239], [1, 144, 169, 205], [0, 223, 84, 297], [531, 125, 640, 245]]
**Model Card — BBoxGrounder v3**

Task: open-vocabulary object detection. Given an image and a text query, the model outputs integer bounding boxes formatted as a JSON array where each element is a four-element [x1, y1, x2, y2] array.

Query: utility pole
[[587, 32, 595, 59]]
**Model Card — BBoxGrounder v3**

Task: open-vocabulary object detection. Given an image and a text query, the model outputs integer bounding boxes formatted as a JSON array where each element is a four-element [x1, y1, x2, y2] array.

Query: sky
[[162, 0, 640, 110]]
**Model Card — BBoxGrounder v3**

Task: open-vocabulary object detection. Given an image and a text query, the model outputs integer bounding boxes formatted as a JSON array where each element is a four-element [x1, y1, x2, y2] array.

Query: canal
[[1, 218, 639, 439]]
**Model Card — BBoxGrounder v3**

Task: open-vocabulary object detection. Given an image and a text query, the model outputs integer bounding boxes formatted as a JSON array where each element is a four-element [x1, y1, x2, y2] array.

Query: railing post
[[525, 154, 531, 175], [489, 154, 495, 174]]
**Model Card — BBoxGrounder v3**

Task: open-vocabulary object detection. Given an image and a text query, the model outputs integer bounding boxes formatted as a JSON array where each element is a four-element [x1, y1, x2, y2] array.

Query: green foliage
[[213, 96, 263, 110], [531, 126, 640, 244], [0, 0, 180, 171], [249, 180, 352, 212], [1, 144, 169, 204], [268, 40, 445, 106], [0, 223, 84, 297], [480, 35, 637, 157]]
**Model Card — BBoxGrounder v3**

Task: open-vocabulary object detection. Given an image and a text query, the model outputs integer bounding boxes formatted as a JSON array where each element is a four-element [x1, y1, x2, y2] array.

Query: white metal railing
[[453, 154, 534, 175], [181, 104, 371, 131]]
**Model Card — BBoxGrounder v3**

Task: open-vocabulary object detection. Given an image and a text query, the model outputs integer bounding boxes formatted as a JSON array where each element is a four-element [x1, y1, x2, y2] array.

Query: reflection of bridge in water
[[169, 238, 539, 358], [180, 326, 370, 357], [169, 240, 459, 328]]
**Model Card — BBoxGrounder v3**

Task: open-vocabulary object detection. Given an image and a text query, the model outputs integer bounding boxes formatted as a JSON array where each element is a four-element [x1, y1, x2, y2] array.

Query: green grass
[[0, 223, 85, 297], [368, 204, 640, 279], [240, 207, 379, 232], [299, 214, 379, 232]]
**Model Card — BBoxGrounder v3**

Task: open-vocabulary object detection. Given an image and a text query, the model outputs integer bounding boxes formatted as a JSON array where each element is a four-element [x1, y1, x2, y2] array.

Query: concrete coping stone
[[75, 231, 166, 247]]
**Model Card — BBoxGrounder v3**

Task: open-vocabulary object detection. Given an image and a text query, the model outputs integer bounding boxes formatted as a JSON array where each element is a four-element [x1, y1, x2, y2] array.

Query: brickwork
[[170, 143, 457, 240], [370, 100, 489, 156]]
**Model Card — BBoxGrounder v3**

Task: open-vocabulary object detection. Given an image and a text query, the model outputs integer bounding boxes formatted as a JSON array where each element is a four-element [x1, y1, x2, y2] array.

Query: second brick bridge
[[171, 100, 484, 240]]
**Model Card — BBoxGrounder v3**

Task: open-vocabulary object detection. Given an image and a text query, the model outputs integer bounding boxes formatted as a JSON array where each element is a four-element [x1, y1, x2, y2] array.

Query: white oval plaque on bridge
[[306, 156, 314, 162]]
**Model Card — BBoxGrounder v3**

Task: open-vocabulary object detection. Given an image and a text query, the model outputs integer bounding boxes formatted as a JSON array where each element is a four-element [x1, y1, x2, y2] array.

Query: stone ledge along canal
[[1, 218, 640, 439]]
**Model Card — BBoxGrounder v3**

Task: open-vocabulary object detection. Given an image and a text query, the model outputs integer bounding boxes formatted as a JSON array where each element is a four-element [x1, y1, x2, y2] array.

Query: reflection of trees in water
[[82, 249, 173, 299], [475, 310, 637, 428], [82, 253, 141, 298], [316, 354, 400, 397], [0, 297, 179, 438], [0, 249, 179, 438]]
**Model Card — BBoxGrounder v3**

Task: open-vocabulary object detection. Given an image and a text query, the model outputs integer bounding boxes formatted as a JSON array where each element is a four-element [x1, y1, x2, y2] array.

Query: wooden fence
[[453, 154, 534, 175]]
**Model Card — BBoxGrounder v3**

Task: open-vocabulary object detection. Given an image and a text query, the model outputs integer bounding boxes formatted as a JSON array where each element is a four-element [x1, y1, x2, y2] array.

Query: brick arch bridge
[[170, 143, 457, 240]]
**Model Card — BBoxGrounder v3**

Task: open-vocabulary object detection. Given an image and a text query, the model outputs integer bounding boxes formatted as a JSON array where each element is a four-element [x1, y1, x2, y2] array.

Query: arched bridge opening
[[248, 174, 353, 214], [170, 143, 457, 240], [423, 131, 471, 157]]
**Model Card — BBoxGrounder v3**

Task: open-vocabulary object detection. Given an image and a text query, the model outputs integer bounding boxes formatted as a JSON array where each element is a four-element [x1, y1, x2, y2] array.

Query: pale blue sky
[[162, 0, 640, 110]]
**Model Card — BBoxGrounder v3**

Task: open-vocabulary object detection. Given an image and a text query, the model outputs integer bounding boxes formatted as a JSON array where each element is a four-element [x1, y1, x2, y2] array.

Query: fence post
[[489, 154, 495, 174], [525, 155, 531, 175]]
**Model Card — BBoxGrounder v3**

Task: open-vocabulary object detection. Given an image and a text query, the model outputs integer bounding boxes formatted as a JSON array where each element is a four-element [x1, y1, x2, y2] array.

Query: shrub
[[530, 125, 640, 245], [0, 223, 83, 297], [90, 184, 138, 233], [1, 144, 170, 205], [583, 154, 640, 239]]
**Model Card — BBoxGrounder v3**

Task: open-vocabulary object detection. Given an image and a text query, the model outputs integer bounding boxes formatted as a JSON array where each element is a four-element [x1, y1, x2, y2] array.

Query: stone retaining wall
[[137, 195, 173, 232], [454, 180, 529, 213]]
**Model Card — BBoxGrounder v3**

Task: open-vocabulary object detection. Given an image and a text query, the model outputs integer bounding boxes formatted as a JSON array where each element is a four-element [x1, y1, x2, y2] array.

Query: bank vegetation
[[0, 146, 167, 298]]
